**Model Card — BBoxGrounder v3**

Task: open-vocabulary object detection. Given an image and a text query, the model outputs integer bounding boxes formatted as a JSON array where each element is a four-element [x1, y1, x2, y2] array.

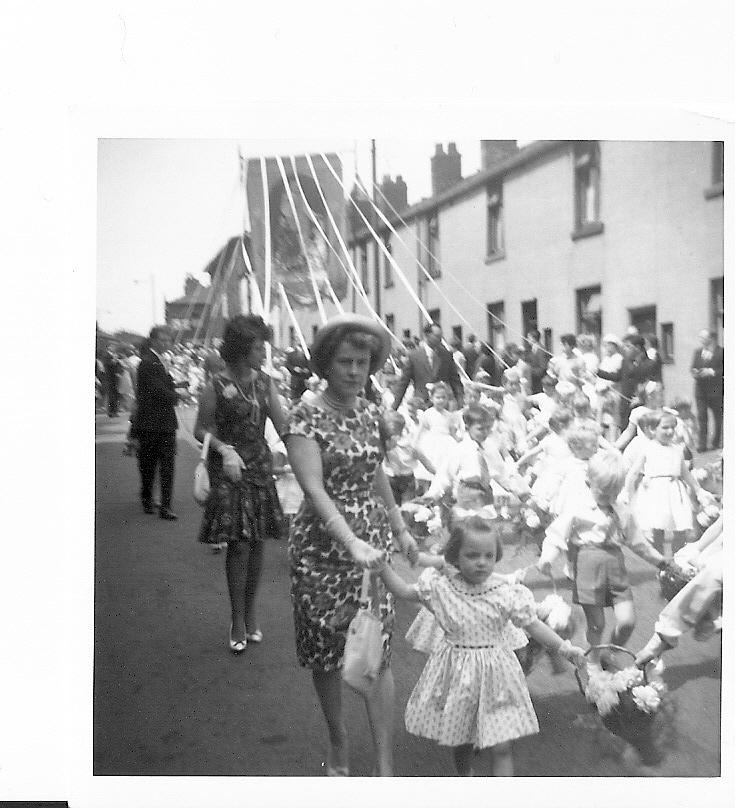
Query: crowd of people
[[103, 315, 723, 777]]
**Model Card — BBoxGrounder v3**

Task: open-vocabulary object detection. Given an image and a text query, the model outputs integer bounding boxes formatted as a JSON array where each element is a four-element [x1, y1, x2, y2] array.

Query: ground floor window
[[576, 285, 602, 343], [486, 301, 506, 351]]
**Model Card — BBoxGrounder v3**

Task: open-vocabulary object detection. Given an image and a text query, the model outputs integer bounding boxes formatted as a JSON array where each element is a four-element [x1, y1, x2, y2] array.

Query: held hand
[[564, 644, 587, 668], [349, 539, 386, 570], [221, 447, 245, 482]]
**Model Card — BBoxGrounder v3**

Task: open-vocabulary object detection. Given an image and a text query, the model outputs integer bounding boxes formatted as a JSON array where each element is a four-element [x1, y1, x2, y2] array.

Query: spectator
[[644, 333, 663, 383], [475, 341, 501, 387], [462, 333, 480, 378], [523, 329, 550, 394], [596, 334, 656, 430], [690, 329, 724, 451]]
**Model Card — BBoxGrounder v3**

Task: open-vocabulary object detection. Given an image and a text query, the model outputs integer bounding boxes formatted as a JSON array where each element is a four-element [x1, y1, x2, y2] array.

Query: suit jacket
[[462, 345, 479, 377], [135, 349, 180, 432], [393, 343, 463, 407], [596, 354, 656, 398], [691, 346, 724, 397], [524, 345, 550, 393]]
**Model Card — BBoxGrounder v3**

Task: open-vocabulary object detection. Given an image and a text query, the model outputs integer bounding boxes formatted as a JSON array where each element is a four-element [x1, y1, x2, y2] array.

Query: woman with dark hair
[[285, 313, 418, 776], [194, 315, 287, 654]]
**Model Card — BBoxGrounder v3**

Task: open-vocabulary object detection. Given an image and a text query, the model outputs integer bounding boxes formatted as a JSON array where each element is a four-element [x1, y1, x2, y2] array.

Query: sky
[[96, 138, 483, 336]]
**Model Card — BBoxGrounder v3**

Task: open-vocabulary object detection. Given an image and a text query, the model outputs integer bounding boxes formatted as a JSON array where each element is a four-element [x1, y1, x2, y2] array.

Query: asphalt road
[[93, 409, 721, 778]]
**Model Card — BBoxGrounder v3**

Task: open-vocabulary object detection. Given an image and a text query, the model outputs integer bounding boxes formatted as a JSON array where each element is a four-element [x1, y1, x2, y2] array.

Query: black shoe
[[159, 508, 178, 520], [142, 500, 155, 514]]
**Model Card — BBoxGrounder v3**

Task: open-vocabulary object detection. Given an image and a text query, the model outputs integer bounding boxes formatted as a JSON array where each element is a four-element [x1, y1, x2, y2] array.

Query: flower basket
[[400, 499, 444, 549], [575, 644, 667, 765]]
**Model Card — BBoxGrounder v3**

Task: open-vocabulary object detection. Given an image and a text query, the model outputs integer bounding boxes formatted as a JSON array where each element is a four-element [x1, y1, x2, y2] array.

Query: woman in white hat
[[284, 314, 418, 777]]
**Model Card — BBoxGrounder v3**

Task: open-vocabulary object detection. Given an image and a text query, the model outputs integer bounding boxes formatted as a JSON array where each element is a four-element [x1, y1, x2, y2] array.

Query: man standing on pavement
[[135, 325, 188, 520], [523, 329, 549, 394], [392, 322, 463, 408], [691, 329, 724, 452]]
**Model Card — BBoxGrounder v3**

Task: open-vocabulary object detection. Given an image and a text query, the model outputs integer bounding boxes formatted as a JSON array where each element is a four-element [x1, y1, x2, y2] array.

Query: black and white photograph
[[2, 4, 733, 808]]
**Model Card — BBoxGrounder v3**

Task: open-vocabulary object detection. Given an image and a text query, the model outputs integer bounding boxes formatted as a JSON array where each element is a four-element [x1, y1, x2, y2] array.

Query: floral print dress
[[285, 398, 395, 671], [197, 371, 286, 545]]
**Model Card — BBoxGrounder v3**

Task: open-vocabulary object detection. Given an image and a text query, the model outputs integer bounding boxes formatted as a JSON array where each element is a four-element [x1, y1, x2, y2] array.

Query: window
[[402, 328, 411, 340], [576, 285, 602, 343], [486, 301, 506, 351], [629, 305, 656, 339], [289, 326, 296, 347], [521, 299, 538, 338], [385, 313, 395, 334], [428, 308, 441, 329], [572, 142, 604, 239], [383, 235, 394, 287], [486, 184, 504, 260], [452, 325, 463, 342], [543, 328, 553, 354], [660, 323, 674, 364], [705, 142, 724, 199], [359, 244, 369, 292], [425, 212, 440, 278], [711, 277, 724, 343]]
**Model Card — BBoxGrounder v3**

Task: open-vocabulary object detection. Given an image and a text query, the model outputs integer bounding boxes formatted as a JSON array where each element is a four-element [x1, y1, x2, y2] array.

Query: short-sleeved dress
[[634, 441, 692, 531], [286, 398, 395, 671], [405, 568, 540, 749], [197, 371, 287, 545]]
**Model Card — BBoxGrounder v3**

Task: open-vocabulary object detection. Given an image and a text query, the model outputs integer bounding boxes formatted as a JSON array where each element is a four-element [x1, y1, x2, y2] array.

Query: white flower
[[414, 506, 433, 523], [631, 685, 661, 714], [525, 510, 541, 529], [222, 384, 238, 400]]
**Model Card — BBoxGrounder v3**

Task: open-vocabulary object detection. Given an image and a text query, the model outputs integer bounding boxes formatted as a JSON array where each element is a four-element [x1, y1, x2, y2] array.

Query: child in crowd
[[671, 399, 697, 462], [516, 408, 574, 515], [382, 410, 436, 505], [426, 404, 524, 512], [528, 375, 559, 425], [548, 423, 600, 518], [539, 450, 670, 663], [414, 382, 461, 480], [625, 410, 711, 556], [499, 369, 530, 459], [572, 392, 613, 450], [621, 409, 658, 472], [614, 380, 668, 452], [379, 515, 586, 776]]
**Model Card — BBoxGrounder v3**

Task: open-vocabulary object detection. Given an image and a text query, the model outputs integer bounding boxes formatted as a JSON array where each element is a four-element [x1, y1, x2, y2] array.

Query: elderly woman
[[194, 315, 287, 653], [285, 314, 418, 777]]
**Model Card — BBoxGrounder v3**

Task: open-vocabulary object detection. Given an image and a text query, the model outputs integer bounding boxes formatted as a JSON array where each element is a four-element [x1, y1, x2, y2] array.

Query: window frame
[[576, 285, 603, 343], [486, 301, 506, 352], [660, 322, 674, 364], [571, 141, 604, 240], [704, 141, 724, 199], [359, 242, 370, 293], [425, 212, 441, 278], [383, 233, 394, 288], [485, 183, 505, 263]]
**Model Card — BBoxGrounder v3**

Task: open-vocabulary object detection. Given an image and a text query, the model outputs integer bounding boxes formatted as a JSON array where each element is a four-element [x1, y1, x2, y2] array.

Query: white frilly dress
[[404, 568, 540, 749], [634, 442, 693, 531]]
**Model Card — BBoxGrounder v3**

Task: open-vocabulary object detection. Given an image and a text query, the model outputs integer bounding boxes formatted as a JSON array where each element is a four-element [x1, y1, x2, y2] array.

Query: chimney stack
[[480, 140, 519, 170], [378, 174, 408, 215], [431, 142, 462, 197]]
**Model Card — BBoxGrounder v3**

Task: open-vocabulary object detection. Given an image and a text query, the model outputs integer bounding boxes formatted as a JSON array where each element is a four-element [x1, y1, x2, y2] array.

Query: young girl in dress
[[379, 515, 585, 776], [625, 410, 710, 556], [382, 410, 436, 505], [414, 381, 461, 479]]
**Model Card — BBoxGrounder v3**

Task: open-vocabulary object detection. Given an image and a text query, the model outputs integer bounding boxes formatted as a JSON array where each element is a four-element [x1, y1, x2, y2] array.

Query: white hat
[[602, 333, 622, 347]]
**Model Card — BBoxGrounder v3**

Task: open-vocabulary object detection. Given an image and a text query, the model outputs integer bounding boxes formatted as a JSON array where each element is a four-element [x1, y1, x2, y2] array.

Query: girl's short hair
[[566, 424, 599, 454], [577, 333, 596, 352], [648, 409, 677, 429], [587, 450, 626, 500], [548, 407, 573, 433], [220, 315, 273, 365], [560, 333, 577, 348], [637, 410, 661, 432], [671, 399, 692, 416], [430, 381, 452, 397], [409, 395, 427, 409], [462, 403, 494, 428], [444, 515, 503, 565]]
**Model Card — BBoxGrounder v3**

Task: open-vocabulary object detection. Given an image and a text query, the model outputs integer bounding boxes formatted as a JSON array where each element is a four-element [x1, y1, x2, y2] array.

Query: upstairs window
[[486, 184, 504, 260], [705, 141, 724, 199], [572, 142, 604, 240], [383, 235, 394, 288], [425, 212, 440, 278], [359, 243, 369, 293]]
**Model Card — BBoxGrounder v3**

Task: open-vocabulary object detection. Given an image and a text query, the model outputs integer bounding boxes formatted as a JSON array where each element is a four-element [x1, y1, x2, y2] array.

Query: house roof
[[348, 139, 572, 244], [203, 235, 249, 279]]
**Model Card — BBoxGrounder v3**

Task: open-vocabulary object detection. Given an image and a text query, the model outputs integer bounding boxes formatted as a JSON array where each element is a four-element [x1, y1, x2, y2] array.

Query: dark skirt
[[198, 470, 287, 545]]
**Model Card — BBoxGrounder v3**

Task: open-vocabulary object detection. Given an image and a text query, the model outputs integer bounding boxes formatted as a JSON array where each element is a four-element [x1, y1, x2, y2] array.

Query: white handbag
[[193, 432, 211, 505], [342, 569, 383, 694]]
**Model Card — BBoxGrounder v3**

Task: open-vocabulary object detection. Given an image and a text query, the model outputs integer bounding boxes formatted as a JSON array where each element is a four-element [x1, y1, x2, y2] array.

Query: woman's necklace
[[322, 389, 356, 412], [227, 365, 261, 422]]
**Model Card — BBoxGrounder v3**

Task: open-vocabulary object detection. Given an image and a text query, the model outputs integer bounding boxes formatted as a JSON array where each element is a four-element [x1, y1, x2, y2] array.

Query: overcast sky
[[96, 138, 483, 336]]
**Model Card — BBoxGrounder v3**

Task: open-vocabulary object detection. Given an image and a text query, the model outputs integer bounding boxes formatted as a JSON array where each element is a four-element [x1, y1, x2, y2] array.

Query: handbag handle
[[200, 432, 211, 462], [358, 569, 381, 617]]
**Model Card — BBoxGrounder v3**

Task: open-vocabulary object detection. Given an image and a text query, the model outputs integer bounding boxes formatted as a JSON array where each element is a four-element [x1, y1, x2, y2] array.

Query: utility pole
[[371, 139, 381, 317]]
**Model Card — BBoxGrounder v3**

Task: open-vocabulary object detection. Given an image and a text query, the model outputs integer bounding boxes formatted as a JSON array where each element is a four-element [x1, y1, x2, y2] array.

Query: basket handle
[[574, 643, 649, 696]]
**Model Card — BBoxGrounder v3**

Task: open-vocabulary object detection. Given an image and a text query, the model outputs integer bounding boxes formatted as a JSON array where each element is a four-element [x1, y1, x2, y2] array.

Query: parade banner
[[245, 154, 348, 309]]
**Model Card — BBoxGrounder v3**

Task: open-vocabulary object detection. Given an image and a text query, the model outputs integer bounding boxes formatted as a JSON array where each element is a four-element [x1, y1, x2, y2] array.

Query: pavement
[[94, 409, 722, 777]]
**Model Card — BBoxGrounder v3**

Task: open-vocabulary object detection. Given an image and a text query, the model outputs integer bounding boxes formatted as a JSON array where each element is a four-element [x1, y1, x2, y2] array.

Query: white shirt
[[427, 435, 515, 499]]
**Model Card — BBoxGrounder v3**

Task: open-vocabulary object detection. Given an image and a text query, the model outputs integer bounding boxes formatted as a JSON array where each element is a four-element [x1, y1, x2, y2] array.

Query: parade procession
[[95, 139, 724, 781]]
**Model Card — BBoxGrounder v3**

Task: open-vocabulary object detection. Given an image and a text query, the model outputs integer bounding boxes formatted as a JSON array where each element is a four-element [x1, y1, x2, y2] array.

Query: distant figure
[[462, 333, 480, 378], [103, 346, 122, 417], [523, 329, 549, 394], [690, 329, 724, 451]]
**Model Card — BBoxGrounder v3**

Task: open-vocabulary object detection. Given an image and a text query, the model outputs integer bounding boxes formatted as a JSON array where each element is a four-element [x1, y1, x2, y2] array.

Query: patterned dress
[[198, 371, 286, 545], [286, 398, 395, 671], [405, 568, 539, 749]]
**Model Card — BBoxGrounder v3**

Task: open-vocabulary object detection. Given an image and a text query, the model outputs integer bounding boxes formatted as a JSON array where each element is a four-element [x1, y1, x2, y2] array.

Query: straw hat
[[309, 314, 391, 377]]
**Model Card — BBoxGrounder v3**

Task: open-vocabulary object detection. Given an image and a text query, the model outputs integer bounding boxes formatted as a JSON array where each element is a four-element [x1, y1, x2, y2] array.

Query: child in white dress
[[414, 382, 460, 482], [379, 515, 585, 776], [625, 410, 710, 556]]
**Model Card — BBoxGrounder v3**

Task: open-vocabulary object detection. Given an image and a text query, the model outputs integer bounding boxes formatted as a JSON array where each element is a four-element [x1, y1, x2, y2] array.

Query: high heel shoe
[[229, 624, 247, 655]]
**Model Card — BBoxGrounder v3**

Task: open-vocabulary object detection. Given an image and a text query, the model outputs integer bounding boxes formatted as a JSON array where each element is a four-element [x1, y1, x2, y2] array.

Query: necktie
[[477, 444, 491, 489]]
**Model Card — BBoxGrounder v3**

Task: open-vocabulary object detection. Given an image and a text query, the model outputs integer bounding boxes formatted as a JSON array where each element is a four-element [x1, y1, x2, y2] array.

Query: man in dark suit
[[691, 329, 724, 451], [523, 329, 550, 394], [134, 325, 188, 519], [392, 322, 463, 408], [462, 333, 480, 378]]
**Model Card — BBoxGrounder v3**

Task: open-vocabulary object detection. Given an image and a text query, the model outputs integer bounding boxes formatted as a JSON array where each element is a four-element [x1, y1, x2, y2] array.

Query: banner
[[246, 154, 348, 308]]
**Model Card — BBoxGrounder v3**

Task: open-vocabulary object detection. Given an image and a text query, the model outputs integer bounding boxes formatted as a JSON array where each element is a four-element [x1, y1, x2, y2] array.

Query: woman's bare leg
[[364, 667, 395, 776], [312, 669, 349, 774]]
